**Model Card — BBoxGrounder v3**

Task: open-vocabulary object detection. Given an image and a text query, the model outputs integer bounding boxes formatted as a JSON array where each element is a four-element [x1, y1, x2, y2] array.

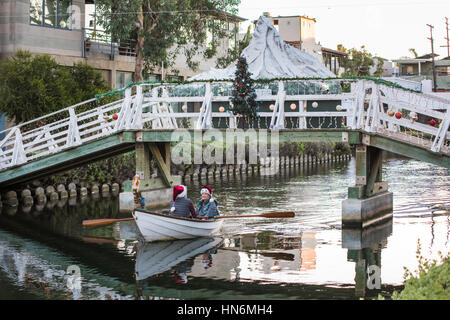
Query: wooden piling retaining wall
[[0, 153, 351, 211]]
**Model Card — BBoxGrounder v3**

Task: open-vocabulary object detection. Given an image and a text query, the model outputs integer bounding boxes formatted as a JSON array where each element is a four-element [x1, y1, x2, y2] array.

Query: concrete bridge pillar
[[342, 145, 393, 228], [120, 141, 181, 211]]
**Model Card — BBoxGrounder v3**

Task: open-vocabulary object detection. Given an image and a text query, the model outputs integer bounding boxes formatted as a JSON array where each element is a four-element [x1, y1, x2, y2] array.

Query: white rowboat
[[132, 209, 224, 242]]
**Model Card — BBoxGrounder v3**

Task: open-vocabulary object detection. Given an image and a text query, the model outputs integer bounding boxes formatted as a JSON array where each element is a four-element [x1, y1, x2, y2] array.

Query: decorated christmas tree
[[229, 57, 258, 128]]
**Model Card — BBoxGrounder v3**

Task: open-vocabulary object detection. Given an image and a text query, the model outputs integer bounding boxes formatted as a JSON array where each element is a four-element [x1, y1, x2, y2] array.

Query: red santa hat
[[200, 185, 212, 196], [174, 273, 188, 284], [173, 185, 187, 201]]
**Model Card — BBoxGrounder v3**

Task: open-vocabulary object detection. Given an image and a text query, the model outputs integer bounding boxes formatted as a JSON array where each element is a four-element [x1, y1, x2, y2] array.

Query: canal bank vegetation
[[392, 240, 449, 300], [0, 50, 110, 125]]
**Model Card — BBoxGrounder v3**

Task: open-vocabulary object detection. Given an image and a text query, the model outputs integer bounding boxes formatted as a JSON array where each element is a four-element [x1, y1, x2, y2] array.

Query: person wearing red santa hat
[[169, 185, 197, 219], [196, 185, 220, 220]]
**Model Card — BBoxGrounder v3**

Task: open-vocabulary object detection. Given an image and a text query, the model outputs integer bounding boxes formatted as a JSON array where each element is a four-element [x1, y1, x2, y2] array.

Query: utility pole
[[440, 17, 449, 58], [427, 24, 437, 92]]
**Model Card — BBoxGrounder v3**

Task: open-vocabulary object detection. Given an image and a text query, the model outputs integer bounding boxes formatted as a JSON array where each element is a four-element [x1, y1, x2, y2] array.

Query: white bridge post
[[196, 82, 212, 130], [114, 87, 132, 131], [431, 110, 450, 153], [270, 81, 286, 129], [66, 107, 81, 147], [11, 128, 27, 166]]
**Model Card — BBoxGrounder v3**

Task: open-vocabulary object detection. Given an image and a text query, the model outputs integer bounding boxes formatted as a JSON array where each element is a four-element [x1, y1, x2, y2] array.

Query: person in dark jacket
[[196, 185, 220, 220], [169, 185, 197, 219]]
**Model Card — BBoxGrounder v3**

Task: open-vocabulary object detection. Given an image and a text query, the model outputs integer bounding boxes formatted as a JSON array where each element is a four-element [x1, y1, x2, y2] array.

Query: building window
[[228, 23, 237, 50], [30, 0, 71, 29], [437, 66, 450, 76], [169, 75, 183, 82], [116, 71, 133, 89], [147, 74, 162, 83], [272, 19, 279, 32], [406, 65, 414, 75]]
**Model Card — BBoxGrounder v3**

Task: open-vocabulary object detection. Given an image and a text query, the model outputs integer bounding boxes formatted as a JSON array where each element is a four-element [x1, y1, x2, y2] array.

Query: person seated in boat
[[169, 185, 197, 219], [196, 185, 220, 220]]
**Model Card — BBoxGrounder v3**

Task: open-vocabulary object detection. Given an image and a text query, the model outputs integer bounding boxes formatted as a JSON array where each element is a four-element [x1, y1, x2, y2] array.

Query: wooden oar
[[82, 217, 134, 228], [82, 211, 295, 228], [216, 211, 295, 219]]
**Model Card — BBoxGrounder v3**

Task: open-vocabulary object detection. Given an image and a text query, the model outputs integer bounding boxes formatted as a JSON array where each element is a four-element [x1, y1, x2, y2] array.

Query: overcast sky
[[238, 0, 450, 60]]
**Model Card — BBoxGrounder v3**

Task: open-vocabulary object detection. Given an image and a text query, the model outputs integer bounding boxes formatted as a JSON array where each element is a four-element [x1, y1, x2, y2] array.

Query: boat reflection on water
[[342, 219, 393, 298], [135, 237, 223, 282]]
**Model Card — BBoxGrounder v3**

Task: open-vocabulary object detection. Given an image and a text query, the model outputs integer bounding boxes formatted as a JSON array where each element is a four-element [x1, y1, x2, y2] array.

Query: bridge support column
[[342, 145, 393, 228], [120, 140, 181, 211]]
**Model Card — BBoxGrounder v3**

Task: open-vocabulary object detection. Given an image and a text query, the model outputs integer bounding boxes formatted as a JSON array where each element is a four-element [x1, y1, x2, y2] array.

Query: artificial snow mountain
[[188, 15, 335, 81]]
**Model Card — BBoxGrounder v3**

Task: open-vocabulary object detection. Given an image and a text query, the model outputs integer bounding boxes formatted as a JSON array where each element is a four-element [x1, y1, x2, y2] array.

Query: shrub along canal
[[0, 156, 448, 300]]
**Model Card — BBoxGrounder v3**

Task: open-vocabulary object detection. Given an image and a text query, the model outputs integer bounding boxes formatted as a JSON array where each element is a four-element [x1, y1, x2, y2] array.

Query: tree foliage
[[94, 0, 241, 81], [0, 50, 109, 124], [69, 62, 110, 101], [216, 24, 252, 68], [338, 45, 384, 77], [409, 48, 419, 58]]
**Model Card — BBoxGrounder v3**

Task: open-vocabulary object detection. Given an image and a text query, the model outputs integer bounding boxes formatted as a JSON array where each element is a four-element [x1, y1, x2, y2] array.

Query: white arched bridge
[[1, 78, 448, 180], [0, 78, 449, 220]]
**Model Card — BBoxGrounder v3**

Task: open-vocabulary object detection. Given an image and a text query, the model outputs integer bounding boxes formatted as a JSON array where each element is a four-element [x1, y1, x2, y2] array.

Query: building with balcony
[[0, 0, 246, 89], [392, 54, 450, 91], [321, 47, 347, 76]]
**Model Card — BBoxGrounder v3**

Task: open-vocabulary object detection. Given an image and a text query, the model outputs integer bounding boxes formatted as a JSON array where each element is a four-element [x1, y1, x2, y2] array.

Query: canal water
[[0, 156, 448, 300]]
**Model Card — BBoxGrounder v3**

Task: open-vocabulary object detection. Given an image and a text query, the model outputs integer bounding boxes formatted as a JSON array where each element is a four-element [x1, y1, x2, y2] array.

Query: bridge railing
[[0, 79, 449, 172], [355, 80, 450, 154], [0, 95, 126, 169], [139, 80, 355, 130]]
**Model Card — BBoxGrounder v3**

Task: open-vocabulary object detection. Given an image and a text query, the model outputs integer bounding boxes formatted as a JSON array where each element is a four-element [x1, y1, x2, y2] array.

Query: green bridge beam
[[362, 133, 450, 169], [0, 132, 136, 188]]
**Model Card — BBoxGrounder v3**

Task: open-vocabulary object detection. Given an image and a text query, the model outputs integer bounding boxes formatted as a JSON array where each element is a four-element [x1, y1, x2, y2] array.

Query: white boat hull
[[132, 209, 224, 242]]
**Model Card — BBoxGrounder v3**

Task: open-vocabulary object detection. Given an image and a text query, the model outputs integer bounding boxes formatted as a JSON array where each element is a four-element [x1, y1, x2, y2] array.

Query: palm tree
[[409, 48, 419, 58]]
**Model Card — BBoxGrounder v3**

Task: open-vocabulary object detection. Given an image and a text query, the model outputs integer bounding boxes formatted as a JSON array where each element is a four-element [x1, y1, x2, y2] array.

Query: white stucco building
[[259, 13, 322, 62]]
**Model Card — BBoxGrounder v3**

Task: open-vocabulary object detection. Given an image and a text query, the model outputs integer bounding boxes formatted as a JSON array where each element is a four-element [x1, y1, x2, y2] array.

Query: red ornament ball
[[430, 119, 436, 126], [112, 113, 118, 120], [395, 112, 402, 119]]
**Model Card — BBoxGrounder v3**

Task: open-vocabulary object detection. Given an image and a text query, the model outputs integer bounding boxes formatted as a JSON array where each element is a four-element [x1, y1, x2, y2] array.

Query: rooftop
[[321, 47, 348, 56], [259, 12, 316, 22], [417, 53, 440, 59], [212, 10, 247, 22], [392, 58, 431, 63]]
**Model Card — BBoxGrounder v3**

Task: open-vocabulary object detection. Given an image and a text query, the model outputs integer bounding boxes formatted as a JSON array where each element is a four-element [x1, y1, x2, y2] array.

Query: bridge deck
[[0, 129, 448, 188]]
